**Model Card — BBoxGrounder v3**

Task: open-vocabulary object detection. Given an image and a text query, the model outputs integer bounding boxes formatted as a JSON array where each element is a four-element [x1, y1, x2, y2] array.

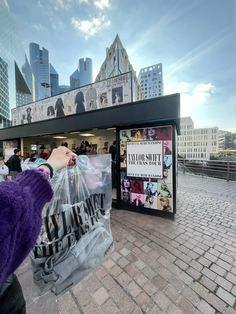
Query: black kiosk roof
[[0, 94, 180, 141]]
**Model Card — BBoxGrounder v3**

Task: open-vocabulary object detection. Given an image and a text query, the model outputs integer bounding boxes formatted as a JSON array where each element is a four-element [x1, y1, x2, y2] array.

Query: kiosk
[[0, 74, 180, 217]]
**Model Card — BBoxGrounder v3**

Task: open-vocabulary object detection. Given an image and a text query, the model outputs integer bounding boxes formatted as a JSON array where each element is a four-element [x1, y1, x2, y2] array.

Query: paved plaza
[[17, 173, 236, 313]]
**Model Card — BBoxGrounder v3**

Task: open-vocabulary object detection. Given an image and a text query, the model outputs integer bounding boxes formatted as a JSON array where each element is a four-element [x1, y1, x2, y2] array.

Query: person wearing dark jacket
[[6, 148, 22, 178], [0, 146, 76, 314]]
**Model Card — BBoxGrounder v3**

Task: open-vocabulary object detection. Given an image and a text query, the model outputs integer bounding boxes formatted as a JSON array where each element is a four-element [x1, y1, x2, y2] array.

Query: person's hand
[[46, 146, 76, 171]]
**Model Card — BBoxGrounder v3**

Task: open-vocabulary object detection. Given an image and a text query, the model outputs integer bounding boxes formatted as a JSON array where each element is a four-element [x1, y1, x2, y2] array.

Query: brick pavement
[[17, 174, 236, 313]]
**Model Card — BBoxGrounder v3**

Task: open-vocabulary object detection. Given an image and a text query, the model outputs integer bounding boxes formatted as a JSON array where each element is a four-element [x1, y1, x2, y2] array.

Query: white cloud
[[53, 0, 74, 10], [71, 15, 111, 39], [32, 24, 47, 32], [165, 81, 216, 117], [226, 128, 236, 133], [94, 0, 110, 10]]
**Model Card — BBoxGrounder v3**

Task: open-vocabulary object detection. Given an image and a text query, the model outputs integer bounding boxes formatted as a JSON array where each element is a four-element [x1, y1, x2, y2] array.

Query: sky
[[6, 0, 236, 131]]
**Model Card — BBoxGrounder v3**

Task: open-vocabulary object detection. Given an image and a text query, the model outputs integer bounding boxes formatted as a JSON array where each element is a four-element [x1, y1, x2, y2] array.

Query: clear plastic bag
[[30, 155, 113, 295]]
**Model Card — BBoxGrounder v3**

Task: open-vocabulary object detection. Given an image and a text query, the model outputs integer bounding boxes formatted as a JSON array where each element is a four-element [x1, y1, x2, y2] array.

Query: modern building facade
[[0, 0, 33, 114], [29, 43, 50, 101], [50, 64, 59, 96], [95, 35, 142, 101], [0, 57, 10, 127], [218, 130, 236, 151], [58, 85, 70, 94], [70, 58, 93, 90], [178, 117, 218, 160], [138, 63, 163, 99]]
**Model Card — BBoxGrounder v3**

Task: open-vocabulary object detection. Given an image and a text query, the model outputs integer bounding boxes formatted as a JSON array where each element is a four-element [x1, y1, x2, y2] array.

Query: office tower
[[138, 63, 163, 99], [15, 62, 33, 106], [178, 117, 218, 160], [22, 54, 35, 101], [95, 35, 141, 101], [0, 0, 33, 116], [50, 64, 59, 96], [70, 58, 92, 89], [0, 57, 10, 127], [70, 69, 80, 90], [29, 43, 50, 100]]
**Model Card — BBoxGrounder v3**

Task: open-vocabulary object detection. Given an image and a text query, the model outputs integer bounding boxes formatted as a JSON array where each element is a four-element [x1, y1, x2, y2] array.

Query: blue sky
[[7, 0, 236, 131]]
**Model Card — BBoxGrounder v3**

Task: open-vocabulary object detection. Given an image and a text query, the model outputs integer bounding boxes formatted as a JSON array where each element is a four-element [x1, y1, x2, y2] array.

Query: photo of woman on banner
[[158, 182, 172, 198], [158, 197, 172, 211], [112, 87, 123, 105], [131, 180, 144, 194], [164, 155, 172, 169], [120, 130, 131, 142], [121, 178, 131, 192], [99, 92, 108, 108], [144, 181, 157, 196], [26, 107, 32, 123], [144, 194, 157, 209], [157, 127, 172, 140], [55, 97, 65, 117], [75, 91, 85, 113], [86, 86, 97, 111], [131, 129, 143, 141], [144, 127, 158, 140], [121, 191, 130, 203], [164, 140, 172, 155], [131, 193, 144, 207]]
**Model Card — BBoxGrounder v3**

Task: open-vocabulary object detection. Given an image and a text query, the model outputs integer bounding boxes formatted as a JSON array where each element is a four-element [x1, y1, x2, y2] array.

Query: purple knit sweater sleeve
[[0, 170, 53, 287]]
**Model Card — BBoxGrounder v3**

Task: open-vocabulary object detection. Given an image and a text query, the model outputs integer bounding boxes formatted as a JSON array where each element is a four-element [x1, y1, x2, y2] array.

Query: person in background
[[5, 148, 22, 179], [61, 142, 68, 148], [0, 157, 8, 182], [39, 145, 48, 160], [0, 146, 76, 314], [109, 141, 116, 161], [29, 153, 37, 162]]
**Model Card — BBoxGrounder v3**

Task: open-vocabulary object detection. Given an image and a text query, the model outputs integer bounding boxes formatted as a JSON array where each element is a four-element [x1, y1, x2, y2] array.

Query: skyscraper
[[138, 63, 164, 99], [50, 64, 59, 96], [0, 57, 10, 127], [70, 58, 92, 90], [29, 43, 50, 101], [0, 0, 33, 115], [95, 35, 141, 101]]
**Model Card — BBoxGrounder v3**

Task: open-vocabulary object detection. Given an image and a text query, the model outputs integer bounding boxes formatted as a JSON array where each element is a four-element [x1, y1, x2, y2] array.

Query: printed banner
[[127, 141, 163, 178], [11, 72, 132, 126], [120, 126, 173, 212]]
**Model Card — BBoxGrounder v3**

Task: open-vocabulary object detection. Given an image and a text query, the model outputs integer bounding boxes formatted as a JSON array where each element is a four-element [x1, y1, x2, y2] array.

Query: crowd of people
[[0, 140, 117, 182]]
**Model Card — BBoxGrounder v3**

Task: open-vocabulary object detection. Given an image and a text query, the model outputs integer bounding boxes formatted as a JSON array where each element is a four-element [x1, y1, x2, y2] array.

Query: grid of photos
[[120, 126, 173, 212]]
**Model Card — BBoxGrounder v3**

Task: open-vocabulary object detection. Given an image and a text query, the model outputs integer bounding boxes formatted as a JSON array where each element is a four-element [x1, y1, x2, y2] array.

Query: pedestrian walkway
[[17, 174, 236, 313]]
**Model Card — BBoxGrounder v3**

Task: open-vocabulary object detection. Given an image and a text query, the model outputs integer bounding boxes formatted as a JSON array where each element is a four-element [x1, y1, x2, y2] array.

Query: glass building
[[50, 64, 59, 96], [29, 43, 50, 101], [0, 0, 34, 127], [70, 58, 93, 89]]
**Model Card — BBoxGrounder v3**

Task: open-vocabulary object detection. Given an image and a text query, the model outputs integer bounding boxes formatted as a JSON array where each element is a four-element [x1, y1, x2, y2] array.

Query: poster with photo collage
[[11, 72, 132, 126], [120, 126, 173, 212]]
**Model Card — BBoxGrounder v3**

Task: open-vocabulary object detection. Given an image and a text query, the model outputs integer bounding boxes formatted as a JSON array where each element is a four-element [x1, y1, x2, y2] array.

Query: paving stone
[[154, 291, 171, 311], [57, 291, 80, 314], [127, 280, 142, 298], [120, 248, 131, 256], [92, 287, 109, 305], [182, 286, 200, 307], [116, 271, 132, 287], [101, 298, 120, 314], [167, 303, 184, 314], [201, 267, 217, 281], [216, 287, 235, 306], [151, 274, 169, 290], [143, 281, 157, 296], [198, 256, 212, 268], [117, 256, 130, 268], [197, 299, 216, 314], [134, 292, 152, 312], [177, 296, 196, 314], [103, 258, 116, 270], [215, 275, 233, 291], [134, 259, 146, 270], [200, 275, 217, 292], [210, 264, 227, 277]]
